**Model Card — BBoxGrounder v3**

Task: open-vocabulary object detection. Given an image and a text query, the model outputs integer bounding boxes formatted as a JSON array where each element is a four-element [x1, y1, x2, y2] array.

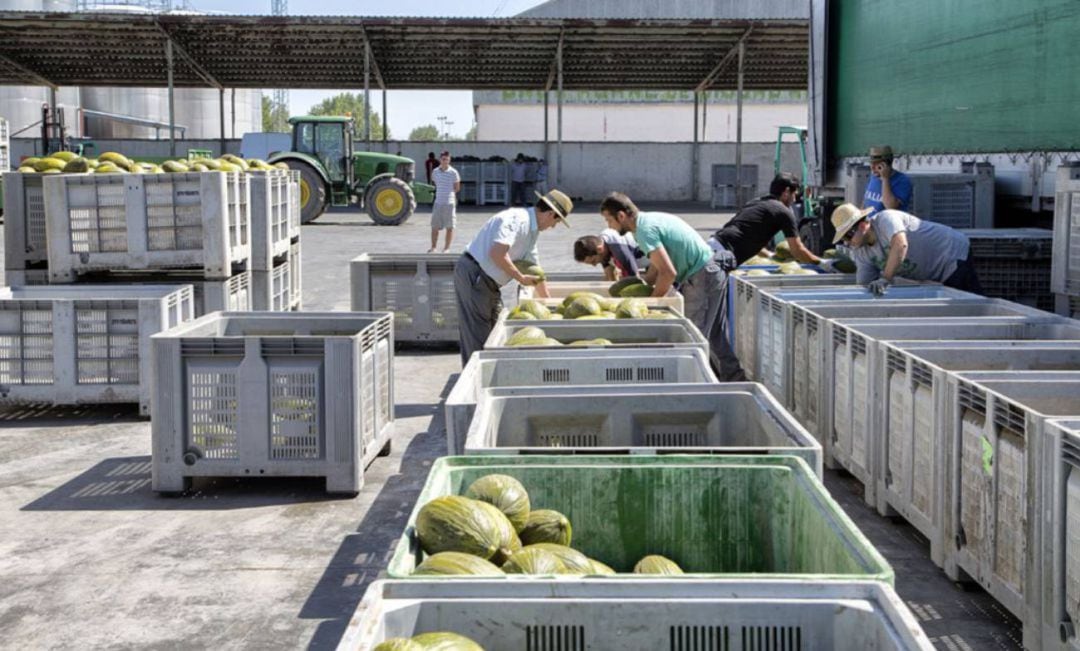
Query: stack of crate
[[248, 169, 302, 311], [963, 227, 1055, 310], [1053, 163, 1080, 318]]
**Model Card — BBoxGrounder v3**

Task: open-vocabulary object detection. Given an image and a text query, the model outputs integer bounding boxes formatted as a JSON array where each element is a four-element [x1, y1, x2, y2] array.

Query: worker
[[862, 145, 912, 214], [429, 150, 460, 252], [573, 229, 649, 280], [600, 192, 744, 380], [424, 151, 438, 184], [830, 203, 983, 295], [454, 189, 574, 364], [710, 173, 837, 270], [510, 154, 528, 206]]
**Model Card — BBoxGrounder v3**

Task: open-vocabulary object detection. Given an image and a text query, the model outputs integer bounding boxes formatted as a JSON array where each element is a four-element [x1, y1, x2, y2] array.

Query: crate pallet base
[[71, 270, 253, 315]]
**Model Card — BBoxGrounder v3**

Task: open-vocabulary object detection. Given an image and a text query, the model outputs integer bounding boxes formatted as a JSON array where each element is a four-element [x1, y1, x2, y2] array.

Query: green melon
[[588, 558, 616, 575], [524, 543, 593, 574], [373, 638, 423, 651], [608, 276, 646, 297], [465, 474, 531, 532], [515, 299, 551, 320], [633, 554, 684, 575], [501, 547, 565, 575], [506, 326, 547, 346], [519, 509, 572, 546], [412, 552, 505, 577], [618, 283, 654, 297], [563, 296, 602, 319], [410, 632, 484, 651], [615, 298, 649, 319], [415, 496, 504, 560]]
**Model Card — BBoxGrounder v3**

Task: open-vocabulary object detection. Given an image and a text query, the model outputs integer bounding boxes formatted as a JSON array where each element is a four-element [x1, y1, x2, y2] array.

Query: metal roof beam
[[0, 52, 57, 90], [544, 28, 565, 92], [359, 24, 386, 90], [695, 26, 753, 92], [155, 23, 223, 90]]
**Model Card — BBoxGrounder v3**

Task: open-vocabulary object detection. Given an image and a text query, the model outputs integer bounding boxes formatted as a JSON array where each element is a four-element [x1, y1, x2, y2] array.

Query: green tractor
[[269, 116, 434, 225]]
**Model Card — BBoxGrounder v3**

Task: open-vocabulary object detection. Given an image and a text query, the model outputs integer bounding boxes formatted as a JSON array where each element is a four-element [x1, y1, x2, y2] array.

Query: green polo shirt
[[634, 211, 712, 283]]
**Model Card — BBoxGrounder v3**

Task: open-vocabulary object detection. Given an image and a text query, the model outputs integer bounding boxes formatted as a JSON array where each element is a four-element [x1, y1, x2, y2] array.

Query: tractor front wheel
[[366, 177, 416, 226], [288, 161, 327, 224]]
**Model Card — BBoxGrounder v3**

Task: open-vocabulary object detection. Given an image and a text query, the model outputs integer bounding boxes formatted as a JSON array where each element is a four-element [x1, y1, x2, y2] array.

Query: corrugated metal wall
[[829, 0, 1080, 156]]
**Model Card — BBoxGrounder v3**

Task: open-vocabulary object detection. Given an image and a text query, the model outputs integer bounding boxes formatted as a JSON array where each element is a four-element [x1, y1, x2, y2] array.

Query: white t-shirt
[[851, 209, 970, 284], [466, 207, 540, 286], [431, 166, 460, 205]]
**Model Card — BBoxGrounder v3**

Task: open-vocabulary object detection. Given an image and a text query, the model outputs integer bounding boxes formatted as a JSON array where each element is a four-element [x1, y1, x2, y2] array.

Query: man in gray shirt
[[830, 203, 982, 295]]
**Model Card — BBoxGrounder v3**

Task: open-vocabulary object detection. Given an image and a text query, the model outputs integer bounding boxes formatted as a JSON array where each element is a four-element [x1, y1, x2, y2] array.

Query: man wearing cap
[[429, 151, 460, 252], [454, 189, 574, 364], [863, 146, 912, 214], [830, 203, 982, 296], [601, 192, 745, 381]]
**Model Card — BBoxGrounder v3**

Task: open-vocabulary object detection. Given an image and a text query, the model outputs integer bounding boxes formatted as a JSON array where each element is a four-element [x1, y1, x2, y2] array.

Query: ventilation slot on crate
[[605, 367, 633, 382], [1063, 436, 1080, 469], [541, 368, 570, 383], [181, 338, 245, 357], [833, 327, 847, 346], [538, 433, 599, 448], [636, 366, 665, 382], [741, 625, 802, 651], [269, 370, 320, 460], [261, 339, 325, 357], [793, 310, 804, 327], [851, 334, 866, 356], [769, 299, 782, 318], [644, 428, 706, 447], [187, 370, 239, 460], [957, 382, 987, 415], [911, 360, 933, 389], [670, 625, 730, 651], [993, 401, 1028, 438], [526, 625, 584, 651], [886, 349, 905, 374], [807, 315, 818, 336]]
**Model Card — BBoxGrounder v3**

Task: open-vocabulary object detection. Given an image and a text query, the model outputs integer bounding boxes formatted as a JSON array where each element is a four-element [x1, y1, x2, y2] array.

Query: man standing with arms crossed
[[429, 151, 460, 252], [601, 192, 745, 380]]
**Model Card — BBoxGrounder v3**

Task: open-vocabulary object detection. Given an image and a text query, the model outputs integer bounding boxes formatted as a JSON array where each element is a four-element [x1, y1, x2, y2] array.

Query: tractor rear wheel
[[366, 177, 416, 226], [286, 161, 327, 224]]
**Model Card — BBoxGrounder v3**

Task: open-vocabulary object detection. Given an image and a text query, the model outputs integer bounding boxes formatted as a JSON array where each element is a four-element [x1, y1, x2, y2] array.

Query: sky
[[192, 0, 550, 138]]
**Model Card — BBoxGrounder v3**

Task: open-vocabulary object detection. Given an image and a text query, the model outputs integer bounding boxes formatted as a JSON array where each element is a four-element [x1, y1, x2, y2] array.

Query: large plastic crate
[[350, 253, 461, 343], [1058, 293, 1080, 320], [1041, 418, 1080, 651], [340, 580, 933, 651], [496, 304, 682, 325], [484, 319, 708, 354], [75, 269, 253, 315], [512, 294, 685, 315], [150, 312, 394, 495], [446, 348, 717, 454], [964, 228, 1055, 260], [252, 244, 300, 312], [45, 171, 251, 281], [387, 455, 893, 582], [248, 170, 292, 270], [876, 342, 1080, 569], [0, 284, 195, 415], [3, 172, 48, 270], [541, 281, 685, 313], [3, 268, 49, 286], [943, 375, 1080, 649], [288, 239, 302, 310], [286, 169, 301, 238], [464, 384, 822, 476], [1052, 163, 1080, 297]]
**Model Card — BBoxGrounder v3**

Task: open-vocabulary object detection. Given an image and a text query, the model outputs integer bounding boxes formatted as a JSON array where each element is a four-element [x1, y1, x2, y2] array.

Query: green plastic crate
[[387, 455, 893, 583]]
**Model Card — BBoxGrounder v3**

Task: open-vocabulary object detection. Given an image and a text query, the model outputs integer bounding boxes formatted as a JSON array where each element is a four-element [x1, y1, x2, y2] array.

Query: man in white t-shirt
[[429, 151, 461, 252]]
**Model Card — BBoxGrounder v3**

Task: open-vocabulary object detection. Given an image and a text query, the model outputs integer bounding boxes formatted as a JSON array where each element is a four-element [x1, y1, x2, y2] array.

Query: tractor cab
[[290, 116, 352, 206]]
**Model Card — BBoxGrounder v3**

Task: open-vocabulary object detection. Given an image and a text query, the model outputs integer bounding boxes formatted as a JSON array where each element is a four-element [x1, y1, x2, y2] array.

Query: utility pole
[[270, 0, 289, 132]]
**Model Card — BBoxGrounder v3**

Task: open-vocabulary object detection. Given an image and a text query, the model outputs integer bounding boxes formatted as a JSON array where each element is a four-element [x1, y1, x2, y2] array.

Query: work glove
[[867, 277, 891, 296], [818, 258, 838, 273]]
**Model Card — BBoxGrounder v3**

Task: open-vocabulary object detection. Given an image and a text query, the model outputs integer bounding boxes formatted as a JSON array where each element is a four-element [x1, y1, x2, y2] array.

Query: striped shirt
[[431, 166, 460, 205]]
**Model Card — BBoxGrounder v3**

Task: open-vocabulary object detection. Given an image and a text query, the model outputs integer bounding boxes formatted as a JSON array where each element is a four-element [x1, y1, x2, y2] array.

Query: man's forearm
[[882, 245, 906, 280], [491, 251, 524, 282], [652, 271, 675, 297], [880, 177, 900, 209]]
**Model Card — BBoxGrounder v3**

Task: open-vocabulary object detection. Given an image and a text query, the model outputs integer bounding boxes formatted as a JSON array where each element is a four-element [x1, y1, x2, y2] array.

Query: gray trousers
[[454, 253, 503, 365], [681, 249, 746, 381]]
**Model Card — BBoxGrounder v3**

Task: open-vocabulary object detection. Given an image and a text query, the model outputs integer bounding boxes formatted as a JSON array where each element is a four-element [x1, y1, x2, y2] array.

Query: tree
[[262, 95, 272, 132], [309, 92, 388, 140], [409, 124, 440, 141], [262, 94, 290, 133], [464, 124, 478, 141]]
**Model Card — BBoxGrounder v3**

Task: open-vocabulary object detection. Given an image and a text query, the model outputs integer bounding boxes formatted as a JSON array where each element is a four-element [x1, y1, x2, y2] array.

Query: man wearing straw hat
[[453, 189, 574, 364], [830, 203, 982, 296]]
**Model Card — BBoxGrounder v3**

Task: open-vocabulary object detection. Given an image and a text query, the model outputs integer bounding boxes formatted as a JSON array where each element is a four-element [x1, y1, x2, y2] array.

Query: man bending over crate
[[601, 192, 745, 381], [453, 189, 574, 364]]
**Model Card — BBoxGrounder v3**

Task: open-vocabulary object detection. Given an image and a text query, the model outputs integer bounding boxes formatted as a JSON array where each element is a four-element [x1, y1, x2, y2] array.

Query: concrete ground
[[0, 203, 1021, 649]]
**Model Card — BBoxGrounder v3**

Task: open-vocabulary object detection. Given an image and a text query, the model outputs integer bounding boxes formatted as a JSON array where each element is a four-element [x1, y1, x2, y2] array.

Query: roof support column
[[166, 38, 175, 157], [48, 87, 58, 149], [556, 36, 563, 187], [692, 91, 699, 202], [219, 88, 226, 155], [735, 39, 745, 208], [364, 42, 371, 148], [381, 90, 388, 152], [231, 88, 236, 139], [543, 90, 549, 167]]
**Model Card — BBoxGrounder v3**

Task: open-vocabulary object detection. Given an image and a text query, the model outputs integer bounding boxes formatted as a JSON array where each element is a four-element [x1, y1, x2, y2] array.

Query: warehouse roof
[[0, 12, 807, 91]]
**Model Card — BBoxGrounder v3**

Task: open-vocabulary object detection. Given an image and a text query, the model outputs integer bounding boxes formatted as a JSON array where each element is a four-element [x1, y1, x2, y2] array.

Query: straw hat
[[831, 203, 874, 244], [535, 189, 574, 227]]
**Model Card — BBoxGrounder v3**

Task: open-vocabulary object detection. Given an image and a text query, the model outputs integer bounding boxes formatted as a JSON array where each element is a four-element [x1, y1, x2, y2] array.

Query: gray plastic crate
[[286, 169, 301, 240], [340, 579, 933, 651], [45, 171, 251, 281], [876, 342, 1080, 569], [249, 170, 291, 270], [1057, 293, 1080, 319], [484, 319, 708, 354], [3, 172, 48, 271], [350, 253, 461, 343], [3, 268, 49, 286], [529, 288, 685, 314], [80, 269, 253, 316], [252, 244, 299, 312], [1040, 418, 1080, 651], [464, 383, 822, 476], [151, 312, 394, 495], [0, 284, 195, 415], [1052, 163, 1080, 296], [288, 239, 302, 310], [496, 303, 682, 324], [964, 228, 1054, 260], [943, 375, 1080, 648], [446, 347, 716, 454]]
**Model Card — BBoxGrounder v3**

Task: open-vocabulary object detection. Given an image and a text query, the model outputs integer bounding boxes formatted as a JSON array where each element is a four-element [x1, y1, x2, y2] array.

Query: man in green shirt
[[600, 192, 745, 380]]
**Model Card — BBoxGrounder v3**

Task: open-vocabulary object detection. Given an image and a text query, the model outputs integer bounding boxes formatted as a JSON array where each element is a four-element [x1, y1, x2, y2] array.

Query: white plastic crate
[[339, 579, 933, 651], [445, 348, 717, 454], [496, 304, 682, 325], [510, 294, 685, 315], [0, 284, 195, 415], [248, 170, 292, 270], [287, 169, 301, 238], [1052, 163, 1080, 297], [79, 269, 253, 315], [465, 383, 823, 476], [150, 312, 394, 495], [45, 171, 251, 281], [484, 319, 708, 354], [876, 342, 1080, 569], [288, 239, 302, 310], [543, 280, 686, 314], [350, 253, 461, 343], [1041, 418, 1080, 651], [3, 172, 48, 269], [944, 375, 1080, 649]]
